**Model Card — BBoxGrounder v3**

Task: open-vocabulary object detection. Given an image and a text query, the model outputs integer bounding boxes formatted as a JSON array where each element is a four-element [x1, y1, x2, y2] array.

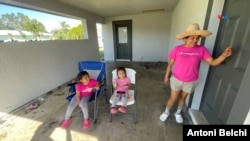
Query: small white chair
[[109, 68, 137, 124]]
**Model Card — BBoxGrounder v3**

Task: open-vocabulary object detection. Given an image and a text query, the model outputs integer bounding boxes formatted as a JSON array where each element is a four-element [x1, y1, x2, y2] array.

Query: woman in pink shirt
[[110, 66, 131, 114], [61, 71, 100, 129], [160, 23, 232, 123]]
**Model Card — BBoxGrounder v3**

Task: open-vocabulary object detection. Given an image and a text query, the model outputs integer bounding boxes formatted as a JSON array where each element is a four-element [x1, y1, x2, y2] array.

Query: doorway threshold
[[188, 108, 209, 125], [115, 59, 130, 61]]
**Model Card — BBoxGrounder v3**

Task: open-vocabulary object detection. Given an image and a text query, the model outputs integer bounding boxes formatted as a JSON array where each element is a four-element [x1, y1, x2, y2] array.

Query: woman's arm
[[205, 47, 233, 66], [164, 59, 174, 85]]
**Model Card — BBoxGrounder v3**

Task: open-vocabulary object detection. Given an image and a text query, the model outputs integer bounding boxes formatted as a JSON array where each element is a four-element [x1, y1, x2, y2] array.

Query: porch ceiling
[[56, 0, 179, 17]]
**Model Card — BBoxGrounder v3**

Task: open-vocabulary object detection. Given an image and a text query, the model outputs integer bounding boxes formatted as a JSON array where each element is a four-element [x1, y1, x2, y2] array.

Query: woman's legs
[[174, 90, 188, 123], [176, 90, 188, 113], [160, 89, 181, 121], [161, 76, 198, 122], [166, 89, 181, 108]]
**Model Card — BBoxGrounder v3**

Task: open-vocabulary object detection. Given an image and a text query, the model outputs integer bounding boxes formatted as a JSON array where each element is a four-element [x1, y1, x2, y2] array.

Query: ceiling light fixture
[[143, 9, 165, 13]]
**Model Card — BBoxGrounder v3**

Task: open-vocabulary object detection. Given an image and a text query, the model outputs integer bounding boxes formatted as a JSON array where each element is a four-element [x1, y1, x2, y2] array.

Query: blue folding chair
[[66, 61, 108, 123]]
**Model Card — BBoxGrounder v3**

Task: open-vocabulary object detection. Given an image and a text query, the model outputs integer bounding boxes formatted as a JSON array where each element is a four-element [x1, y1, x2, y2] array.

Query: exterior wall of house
[[103, 12, 171, 62], [168, 0, 210, 56], [0, 1, 102, 116], [0, 39, 100, 116]]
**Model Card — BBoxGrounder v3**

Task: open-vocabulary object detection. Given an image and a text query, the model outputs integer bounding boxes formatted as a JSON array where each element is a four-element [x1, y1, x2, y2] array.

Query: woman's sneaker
[[83, 119, 90, 129], [61, 118, 72, 129], [174, 113, 183, 123], [160, 112, 169, 122], [110, 107, 118, 114], [118, 107, 127, 113]]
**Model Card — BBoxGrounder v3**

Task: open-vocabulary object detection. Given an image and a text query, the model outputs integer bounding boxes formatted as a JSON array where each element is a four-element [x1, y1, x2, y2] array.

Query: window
[[0, 3, 84, 42]]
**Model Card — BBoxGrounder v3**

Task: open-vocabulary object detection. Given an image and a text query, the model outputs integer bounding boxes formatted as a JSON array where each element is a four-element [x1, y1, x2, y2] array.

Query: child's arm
[[124, 82, 131, 89], [124, 78, 131, 89], [76, 90, 81, 106], [112, 80, 117, 89], [95, 82, 101, 90]]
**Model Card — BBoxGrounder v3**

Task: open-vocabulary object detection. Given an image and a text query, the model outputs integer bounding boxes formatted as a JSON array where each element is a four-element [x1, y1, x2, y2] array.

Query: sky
[[0, 4, 82, 32]]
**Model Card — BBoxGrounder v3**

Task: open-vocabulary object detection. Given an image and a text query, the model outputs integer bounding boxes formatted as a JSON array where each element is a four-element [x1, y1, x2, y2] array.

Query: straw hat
[[176, 23, 212, 40]]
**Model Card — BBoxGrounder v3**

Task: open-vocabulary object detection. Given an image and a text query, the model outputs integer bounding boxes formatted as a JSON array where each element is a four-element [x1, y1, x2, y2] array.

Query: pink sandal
[[83, 119, 90, 129], [26, 103, 38, 110], [110, 107, 118, 114], [118, 107, 127, 113]]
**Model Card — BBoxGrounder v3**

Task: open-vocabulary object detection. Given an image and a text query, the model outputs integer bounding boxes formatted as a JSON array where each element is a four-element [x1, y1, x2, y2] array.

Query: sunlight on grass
[[99, 47, 104, 60]]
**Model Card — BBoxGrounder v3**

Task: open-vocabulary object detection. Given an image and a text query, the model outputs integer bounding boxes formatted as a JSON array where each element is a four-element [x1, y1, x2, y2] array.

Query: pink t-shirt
[[75, 79, 98, 97], [169, 44, 211, 82], [114, 77, 130, 92]]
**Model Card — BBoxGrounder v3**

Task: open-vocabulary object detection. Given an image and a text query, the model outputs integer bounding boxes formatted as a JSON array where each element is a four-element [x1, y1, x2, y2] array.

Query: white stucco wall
[[0, 1, 102, 116], [0, 40, 100, 116], [103, 12, 171, 62], [168, 0, 210, 55]]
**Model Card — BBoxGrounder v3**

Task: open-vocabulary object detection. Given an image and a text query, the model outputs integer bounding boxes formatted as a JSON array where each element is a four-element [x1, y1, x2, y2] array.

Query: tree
[[22, 19, 46, 38], [0, 13, 30, 30], [0, 12, 46, 34], [53, 21, 84, 40], [68, 24, 83, 40], [52, 21, 70, 40]]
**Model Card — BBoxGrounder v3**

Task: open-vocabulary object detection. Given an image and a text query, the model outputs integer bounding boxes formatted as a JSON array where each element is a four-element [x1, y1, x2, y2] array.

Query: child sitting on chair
[[61, 71, 100, 129], [110, 66, 131, 114]]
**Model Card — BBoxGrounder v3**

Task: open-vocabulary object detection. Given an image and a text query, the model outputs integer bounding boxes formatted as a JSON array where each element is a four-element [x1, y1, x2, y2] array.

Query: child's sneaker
[[110, 107, 117, 114], [118, 107, 127, 113], [83, 119, 90, 129], [174, 113, 183, 123], [160, 112, 169, 122], [61, 118, 72, 129]]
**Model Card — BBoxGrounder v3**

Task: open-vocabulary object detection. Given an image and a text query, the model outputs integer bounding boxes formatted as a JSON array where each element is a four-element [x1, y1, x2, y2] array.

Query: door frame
[[112, 20, 132, 61], [189, 0, 225, 110]]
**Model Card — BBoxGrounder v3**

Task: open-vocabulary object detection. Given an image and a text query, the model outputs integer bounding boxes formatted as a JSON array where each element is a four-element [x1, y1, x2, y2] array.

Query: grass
[[99, 47, 104, 60]]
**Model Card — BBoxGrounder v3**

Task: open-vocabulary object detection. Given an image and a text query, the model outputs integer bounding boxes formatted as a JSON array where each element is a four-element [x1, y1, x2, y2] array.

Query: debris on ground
[[26, 103, 39, 110]]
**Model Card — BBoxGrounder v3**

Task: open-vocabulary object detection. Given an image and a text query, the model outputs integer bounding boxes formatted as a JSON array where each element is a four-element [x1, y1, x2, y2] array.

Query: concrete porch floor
[[0, 61, 194, 141]]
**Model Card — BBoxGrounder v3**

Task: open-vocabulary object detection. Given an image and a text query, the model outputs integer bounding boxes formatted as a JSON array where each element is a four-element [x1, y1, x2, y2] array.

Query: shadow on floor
[[0, 61, 193, 141]]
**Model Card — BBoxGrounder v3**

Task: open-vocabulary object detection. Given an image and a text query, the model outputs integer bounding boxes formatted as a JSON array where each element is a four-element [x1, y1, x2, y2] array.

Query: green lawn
[[99, 47, 104, 60]]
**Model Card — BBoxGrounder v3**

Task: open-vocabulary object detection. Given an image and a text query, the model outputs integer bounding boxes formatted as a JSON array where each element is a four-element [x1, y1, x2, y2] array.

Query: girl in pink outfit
[[160, 23, 233, 123], [110, 67, 131, 114], [61, 71, 100, 129]]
